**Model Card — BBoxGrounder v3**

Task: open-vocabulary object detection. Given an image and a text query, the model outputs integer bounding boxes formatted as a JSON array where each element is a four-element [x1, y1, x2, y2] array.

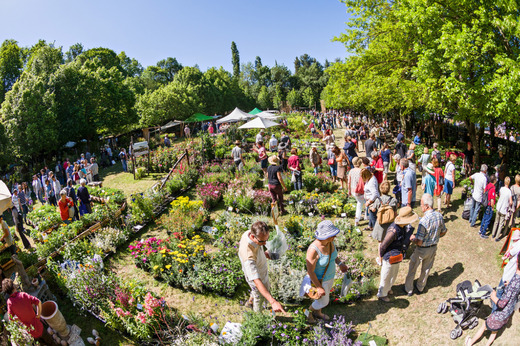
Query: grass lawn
[[100, 162, 164, 196]]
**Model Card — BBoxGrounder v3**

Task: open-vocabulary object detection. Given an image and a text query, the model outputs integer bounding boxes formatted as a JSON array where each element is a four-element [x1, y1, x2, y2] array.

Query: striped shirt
[[18, 191, 26, 205], [416, 209, 446, 247]]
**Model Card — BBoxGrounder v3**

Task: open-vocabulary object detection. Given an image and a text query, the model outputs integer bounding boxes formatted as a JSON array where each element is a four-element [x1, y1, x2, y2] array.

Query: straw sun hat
[[395, 206, 419, 225], [268, 155, 280, 165]]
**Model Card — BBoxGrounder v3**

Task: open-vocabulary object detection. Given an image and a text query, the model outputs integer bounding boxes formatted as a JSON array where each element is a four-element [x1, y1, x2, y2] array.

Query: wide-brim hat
[[278, 142, 287, 150], [395, 206, 419, 225], [315, 220, 340, 240], [425, 163, 435, 175], [235, 140, 241, 145], [511, 229, 520, 241], [268, 155, 280, 165]]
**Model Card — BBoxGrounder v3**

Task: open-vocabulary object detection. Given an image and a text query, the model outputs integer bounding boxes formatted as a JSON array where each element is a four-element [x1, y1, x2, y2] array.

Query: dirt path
[[330, 127, 519, 345]]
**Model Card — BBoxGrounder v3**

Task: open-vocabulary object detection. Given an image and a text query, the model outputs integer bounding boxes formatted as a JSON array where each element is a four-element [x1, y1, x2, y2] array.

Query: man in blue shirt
[[401, 159, 417, 208], [413, 133, 421, 145]]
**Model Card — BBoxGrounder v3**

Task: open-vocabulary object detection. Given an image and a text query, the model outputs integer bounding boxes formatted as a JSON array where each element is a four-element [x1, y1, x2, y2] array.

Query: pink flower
[[136, 312, 147, 323]]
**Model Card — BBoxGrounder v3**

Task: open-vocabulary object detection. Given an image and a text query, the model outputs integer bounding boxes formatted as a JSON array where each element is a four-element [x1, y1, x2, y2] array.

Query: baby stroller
[[436, 279, 493, 340]]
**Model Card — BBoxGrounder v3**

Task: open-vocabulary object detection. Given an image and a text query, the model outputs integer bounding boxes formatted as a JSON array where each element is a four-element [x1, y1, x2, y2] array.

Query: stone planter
[[41, 301, 70, 338]]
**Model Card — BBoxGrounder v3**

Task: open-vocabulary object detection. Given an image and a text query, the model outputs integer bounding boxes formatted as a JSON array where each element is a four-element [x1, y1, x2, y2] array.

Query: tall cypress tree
[[231, 41, 240, 78]]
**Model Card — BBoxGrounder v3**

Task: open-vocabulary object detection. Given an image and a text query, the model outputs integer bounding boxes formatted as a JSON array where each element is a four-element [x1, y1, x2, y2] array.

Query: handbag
[[68, 199, 75, 219], [438, 175, 445, 186], [354, 178, 365, 195], [389, 253, 403, 264], [328, 158, 335, 165], [304, 244, 332, 300]]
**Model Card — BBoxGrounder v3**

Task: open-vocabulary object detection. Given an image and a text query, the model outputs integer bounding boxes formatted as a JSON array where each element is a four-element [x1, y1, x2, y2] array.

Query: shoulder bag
[[355, 177, 365, 195], [304, 243, 332, 300]]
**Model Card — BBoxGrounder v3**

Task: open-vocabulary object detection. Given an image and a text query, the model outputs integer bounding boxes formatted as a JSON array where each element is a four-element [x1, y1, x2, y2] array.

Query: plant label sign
[[133, 141, 149, 157], [341, 213, 347, 217]]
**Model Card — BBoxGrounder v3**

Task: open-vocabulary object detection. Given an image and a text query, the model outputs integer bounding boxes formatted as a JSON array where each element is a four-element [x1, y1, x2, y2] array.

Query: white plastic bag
[[219, 322, 242, 345], [266, 225, 288, 260], [340, 274, 354, 297]]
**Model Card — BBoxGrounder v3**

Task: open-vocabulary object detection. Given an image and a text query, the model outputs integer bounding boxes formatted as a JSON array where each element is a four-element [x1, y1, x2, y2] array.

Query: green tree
[[286, 88, 301, 108], [231, 41, 240, 78], [0, 40, 23, 104], [65, 43, 84, 62], [257, 85, 272, 109], [302, 87, 315, 109], [1, 72, 58, 162], [118, 51, 143, 77]]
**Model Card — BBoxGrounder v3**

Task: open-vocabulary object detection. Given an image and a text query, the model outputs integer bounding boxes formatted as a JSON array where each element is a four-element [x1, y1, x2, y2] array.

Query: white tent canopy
[[216, 107, 254, 124], [0, 180, 13, 214], [256, 111, 281, 120], [238, 117, 280, 129]]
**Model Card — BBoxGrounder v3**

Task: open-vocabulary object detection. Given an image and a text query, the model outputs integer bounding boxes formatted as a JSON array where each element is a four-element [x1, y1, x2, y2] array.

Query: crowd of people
[[236, 111, 520, 344]]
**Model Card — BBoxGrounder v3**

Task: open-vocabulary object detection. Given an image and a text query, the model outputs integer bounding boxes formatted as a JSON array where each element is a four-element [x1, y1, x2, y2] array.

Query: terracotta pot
[[41, 301, 70, 338]]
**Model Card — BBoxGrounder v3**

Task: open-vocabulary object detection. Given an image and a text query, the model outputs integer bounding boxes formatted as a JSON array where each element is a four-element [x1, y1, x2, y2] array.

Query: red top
[[373, 157, 384, 183], [485, 183, 496, 204], [63, 161, 69, 171], [7, 292, 43, 338], [288, 155, 302, 171], [58, 197, 73, 221], [434, 167, 444, 196]]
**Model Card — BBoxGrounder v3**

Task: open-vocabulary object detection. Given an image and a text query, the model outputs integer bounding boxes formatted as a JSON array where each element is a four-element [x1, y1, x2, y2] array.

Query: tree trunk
[[399, 109, 407, 139], [490, 119, 496, 150], [466, 119, 484, 168]]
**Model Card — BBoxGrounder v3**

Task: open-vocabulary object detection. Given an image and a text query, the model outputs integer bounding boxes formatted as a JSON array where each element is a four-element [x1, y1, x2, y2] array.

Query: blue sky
[[0, 0, 349, 71]]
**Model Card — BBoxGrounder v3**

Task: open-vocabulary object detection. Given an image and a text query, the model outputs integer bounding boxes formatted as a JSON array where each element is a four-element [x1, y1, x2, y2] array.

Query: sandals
[[313, 311, 330, 321]]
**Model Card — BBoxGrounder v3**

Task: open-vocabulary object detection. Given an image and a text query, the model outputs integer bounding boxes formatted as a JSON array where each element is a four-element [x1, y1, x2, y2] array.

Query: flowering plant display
[[89, 186, 126, 204], [130, 235, 243, 297], [196, 182, 226, 209], [165, 197, 207, 238], [3, 316, 38, 346], [129, 145, 184, 173], [212, 212, 253, 247], [253, 189, 272, 214], [35, 203, 120, 259], [47, 258, 185, 341], [26, 204, 62, 231], [268, 308, 309, 345], [223, 179, 255, 213], [312, 315, 361, 345], [90, 226, 131, 254]]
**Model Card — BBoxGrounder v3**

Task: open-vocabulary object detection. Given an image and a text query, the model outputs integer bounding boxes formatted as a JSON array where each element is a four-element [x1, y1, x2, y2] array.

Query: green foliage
[[231, 41, 240, 78], [0, 39, 23, 103], [135, 167, 147, 180], [239, 312, 274, 346]]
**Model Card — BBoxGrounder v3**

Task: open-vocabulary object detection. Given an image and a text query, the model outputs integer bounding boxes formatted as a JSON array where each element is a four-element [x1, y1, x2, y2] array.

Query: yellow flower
[[153, 265, 159, 270], [165, 265, 171, 269], [159, 249, 166, 254]]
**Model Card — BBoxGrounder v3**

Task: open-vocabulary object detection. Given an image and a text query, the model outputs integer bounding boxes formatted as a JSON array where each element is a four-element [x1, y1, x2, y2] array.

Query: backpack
[[481, 185, 491, 208], [377, 198, 396, 225]]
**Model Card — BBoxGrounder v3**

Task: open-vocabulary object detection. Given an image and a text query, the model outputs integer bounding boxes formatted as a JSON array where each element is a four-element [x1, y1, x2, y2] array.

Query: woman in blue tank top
[[304, 220, 348, 323]]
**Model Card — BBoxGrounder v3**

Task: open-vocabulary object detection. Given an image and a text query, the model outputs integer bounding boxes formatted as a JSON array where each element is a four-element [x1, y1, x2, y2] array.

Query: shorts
[[443, 179, 454, 194], [234, 159, 242, 167], [261, 159, 268, 169], [383, 161, 389, 174]]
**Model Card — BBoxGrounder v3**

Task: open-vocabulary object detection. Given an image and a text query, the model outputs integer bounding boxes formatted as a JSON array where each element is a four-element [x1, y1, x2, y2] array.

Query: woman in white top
[[492, 177, 512, 240], [322, 129, 335, 150], [443, 154, 457, 208], [361, 168, 380, 231]]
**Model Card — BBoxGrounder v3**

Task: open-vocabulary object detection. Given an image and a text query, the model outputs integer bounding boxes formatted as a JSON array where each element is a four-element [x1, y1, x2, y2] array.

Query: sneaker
[[480, 234, 489, 239], [495, 238, 501, 242], [402, 287, 413, 297]]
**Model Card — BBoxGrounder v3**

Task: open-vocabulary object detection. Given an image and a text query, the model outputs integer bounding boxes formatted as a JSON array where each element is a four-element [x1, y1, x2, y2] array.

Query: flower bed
[[35, 203, 122, 259], [47, 259, 189, 342], [129, 235, 244, 297]]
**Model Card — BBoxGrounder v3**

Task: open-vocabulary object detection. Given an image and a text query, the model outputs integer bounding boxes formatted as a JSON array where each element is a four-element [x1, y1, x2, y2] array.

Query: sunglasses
[[253, 234, 268, 245]]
